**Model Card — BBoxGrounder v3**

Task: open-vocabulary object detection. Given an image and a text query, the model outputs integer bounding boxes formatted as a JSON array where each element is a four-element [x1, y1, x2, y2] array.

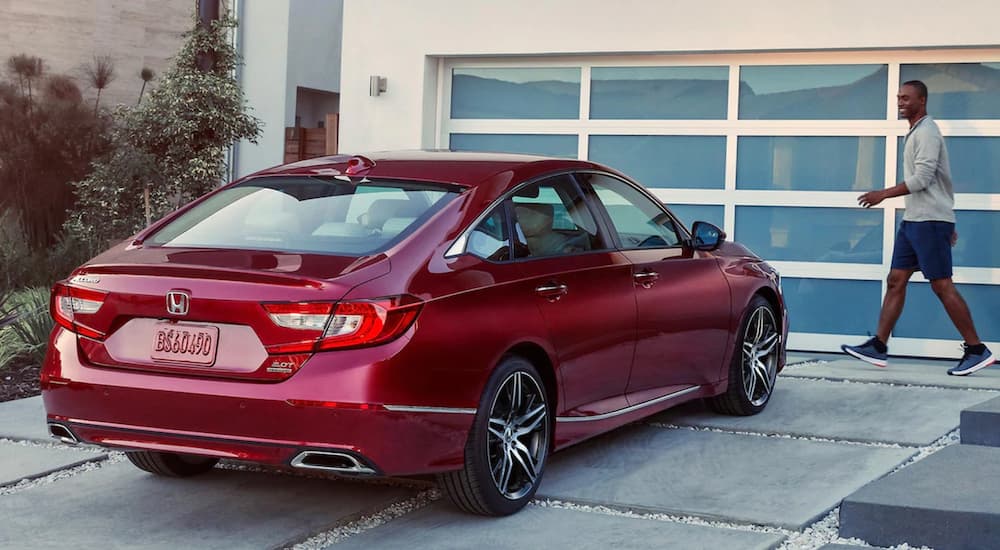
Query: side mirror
[[690, 221, 726, 251]]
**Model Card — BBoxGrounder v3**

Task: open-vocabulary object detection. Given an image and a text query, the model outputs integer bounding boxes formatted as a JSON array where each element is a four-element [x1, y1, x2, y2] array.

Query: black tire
[[126, 450, 219, 477], [707, 295, 780, 416], [439, 355, 551, 516]]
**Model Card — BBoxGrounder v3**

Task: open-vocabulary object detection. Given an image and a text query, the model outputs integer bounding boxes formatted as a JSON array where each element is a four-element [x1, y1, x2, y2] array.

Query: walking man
[[841, 80, 994, 376]]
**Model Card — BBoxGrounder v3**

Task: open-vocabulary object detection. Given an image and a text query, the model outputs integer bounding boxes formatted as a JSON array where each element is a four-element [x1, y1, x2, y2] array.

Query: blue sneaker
[[841, 337, 888, 367], [948, 345, 995, 376]]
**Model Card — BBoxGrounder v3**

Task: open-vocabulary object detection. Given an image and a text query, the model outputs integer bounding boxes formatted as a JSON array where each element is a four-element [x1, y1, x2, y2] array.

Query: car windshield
[[146, 176, 460, 255]]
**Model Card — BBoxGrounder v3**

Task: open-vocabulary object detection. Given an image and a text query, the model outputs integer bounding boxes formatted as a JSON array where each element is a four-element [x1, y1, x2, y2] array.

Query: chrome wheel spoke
[[756, 332, 779, 358], [496, 449, 514, 495], [514, 404, 546, 436], [510, 440, 538, 483], [754, 359, 772, 396], [488, 426, 506, 440], [744, 363, 757, 398]]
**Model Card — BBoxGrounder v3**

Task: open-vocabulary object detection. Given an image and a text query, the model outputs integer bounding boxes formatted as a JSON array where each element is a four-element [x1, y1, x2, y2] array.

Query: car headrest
[[365, 199, 414, 229], [515, 203, 554, 237]]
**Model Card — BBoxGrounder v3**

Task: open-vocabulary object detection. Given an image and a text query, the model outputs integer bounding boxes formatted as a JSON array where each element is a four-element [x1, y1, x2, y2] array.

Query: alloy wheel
[[741, 305, 779, 407], [486, 371, 549, 500]]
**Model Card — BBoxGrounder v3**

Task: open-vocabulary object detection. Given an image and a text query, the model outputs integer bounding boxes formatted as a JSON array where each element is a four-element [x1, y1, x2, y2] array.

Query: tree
[[84, 55, 116, 115], [67, 15, 262, 248]]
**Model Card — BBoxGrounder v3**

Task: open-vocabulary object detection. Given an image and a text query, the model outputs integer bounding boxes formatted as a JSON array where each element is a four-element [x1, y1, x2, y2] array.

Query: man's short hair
[[902, 80, 928, 99]]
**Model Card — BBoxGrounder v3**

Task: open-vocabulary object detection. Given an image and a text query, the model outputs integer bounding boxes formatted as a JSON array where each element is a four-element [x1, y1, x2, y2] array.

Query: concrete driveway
[[2, 353, 998, 549]]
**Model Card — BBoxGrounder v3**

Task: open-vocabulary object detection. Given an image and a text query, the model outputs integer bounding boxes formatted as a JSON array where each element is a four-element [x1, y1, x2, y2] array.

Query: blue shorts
[[890, 220, 954, 280]]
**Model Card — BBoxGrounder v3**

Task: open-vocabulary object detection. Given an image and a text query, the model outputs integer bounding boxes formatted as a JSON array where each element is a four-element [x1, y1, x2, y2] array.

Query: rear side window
[[147, 177, 459, 255]]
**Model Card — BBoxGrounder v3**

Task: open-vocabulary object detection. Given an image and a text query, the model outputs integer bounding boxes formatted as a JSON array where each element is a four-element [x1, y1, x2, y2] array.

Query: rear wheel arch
[[505, 342, 559, 423]]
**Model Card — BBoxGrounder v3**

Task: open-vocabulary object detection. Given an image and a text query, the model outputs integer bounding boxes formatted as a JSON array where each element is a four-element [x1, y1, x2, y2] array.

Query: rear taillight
[[51, 283, 107, 339], [262, 295, 422, 353]]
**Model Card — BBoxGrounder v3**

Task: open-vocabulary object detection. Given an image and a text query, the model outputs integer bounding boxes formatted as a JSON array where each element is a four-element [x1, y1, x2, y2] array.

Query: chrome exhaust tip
[[290, 451, 376, 475], [48, 423, 79, 445]]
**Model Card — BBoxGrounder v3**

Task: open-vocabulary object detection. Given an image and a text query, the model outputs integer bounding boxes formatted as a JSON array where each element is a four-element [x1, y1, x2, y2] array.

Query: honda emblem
[[166, 291, 190, 316]]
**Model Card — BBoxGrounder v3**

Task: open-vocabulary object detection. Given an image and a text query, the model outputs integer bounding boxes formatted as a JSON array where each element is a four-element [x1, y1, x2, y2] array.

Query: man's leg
[[875, 268, 916, 343], [929, 277, 981, 345]]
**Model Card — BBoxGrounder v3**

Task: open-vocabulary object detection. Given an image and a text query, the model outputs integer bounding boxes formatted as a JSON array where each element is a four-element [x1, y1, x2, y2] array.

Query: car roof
[[249, 150, 610, 188]]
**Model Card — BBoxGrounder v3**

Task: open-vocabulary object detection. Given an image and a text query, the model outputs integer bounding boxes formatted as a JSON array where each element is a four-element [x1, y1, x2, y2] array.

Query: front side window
[[580, 173, 682, 249], [147, 177, 459, 256], [509, 174, 603, 259]]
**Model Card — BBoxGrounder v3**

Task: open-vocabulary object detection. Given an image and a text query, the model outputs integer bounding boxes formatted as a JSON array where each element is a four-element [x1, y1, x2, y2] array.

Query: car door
[[578, 172, 731, 404], [509, 174, 637, 417]]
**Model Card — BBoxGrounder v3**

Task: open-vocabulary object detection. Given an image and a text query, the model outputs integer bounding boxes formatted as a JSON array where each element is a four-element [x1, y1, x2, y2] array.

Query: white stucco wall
[[235, 0, 342, 178], [339, 0, 1000, 152]]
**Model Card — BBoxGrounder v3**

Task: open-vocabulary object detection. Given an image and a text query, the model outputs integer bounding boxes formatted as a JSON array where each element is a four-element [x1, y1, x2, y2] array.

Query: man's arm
[[858, 182, 910, 208]]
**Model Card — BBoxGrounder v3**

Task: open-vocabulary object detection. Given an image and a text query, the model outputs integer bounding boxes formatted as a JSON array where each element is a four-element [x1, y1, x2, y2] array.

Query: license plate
[[151, 322, 219, 365]]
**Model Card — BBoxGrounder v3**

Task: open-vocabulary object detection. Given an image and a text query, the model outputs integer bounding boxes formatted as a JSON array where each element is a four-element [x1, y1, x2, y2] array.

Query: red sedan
[[42, 151, 787, 515]]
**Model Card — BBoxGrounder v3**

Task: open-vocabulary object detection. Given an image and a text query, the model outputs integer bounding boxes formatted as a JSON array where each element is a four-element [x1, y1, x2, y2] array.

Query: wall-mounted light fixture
[[369, 75, 387, 96]]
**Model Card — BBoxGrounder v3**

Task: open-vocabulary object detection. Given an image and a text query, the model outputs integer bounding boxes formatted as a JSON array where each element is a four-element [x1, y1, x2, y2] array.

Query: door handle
[[535, 283, 568, 301], [633, 270, 659, 288]]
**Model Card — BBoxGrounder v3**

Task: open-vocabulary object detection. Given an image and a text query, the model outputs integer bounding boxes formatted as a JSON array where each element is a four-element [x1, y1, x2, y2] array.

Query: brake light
[[50, 283, 107, 339], [262, 295, 422, 353]]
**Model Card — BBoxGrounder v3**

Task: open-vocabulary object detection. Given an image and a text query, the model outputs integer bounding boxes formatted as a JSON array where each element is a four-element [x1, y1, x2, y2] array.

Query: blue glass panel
[[739, 64, 888, 120], [451, 68, 580, 119], [667, 204, 724, 229], [588, 135, 726, 189], [737, 136, 885, 191], [449, 133, 577, 158], [735, 206, 883, 263], [782, 278, 882, 335], [896, 136, 1000, 194], [900, 63, 1000, 119], [590, 66, 728, 120], [895, 283, 1000, 341], [894, 210, 1000, 269]]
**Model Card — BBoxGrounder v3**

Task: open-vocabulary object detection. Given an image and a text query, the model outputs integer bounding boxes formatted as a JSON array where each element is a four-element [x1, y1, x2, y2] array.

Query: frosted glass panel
[[667, 204, 724, 230], [451, 67, 580, 119], [590, 66, 728, 119], [735, 207, 883, 263], [896, 136, 1000, 194], [782, 278, 882, 335], [450, 133, 578, 158], [900, 63, 1000, 119], [895, 283, 1000, 341], [739, 65, 888, 120], [588, 135, 726, 189], [737, 137, 885, 191]]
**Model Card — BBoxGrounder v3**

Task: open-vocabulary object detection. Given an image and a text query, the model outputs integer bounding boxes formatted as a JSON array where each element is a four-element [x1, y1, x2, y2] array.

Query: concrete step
[[961, 395, 1000, 447], [839, 444, 1000, 549]]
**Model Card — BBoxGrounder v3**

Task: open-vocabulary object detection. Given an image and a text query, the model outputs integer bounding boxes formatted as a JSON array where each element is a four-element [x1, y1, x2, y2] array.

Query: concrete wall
[[338, 0, 1000, 152], [0, 0, 193, 108]]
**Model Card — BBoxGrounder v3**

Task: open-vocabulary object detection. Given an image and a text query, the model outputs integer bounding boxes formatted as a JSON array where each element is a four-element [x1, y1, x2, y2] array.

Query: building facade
[[238, 0, 999, 358]]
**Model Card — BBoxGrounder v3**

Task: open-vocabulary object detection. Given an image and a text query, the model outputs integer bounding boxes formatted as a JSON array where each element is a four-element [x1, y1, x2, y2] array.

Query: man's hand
[[951, 230, 958, 247], [857, 190, 885, 208]]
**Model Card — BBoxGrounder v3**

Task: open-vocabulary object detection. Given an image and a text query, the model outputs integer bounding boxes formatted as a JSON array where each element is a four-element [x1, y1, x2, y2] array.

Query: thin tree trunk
[[144, 185, 151, 226], [94, 89, 102, 116], [137, 82, 147, 105]]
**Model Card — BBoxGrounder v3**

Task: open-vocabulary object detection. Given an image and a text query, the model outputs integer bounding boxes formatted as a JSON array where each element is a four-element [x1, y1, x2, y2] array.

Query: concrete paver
[[538, 425, 914, 530], [328, 502, 786, 550], [0, 396, 49, 442], [0, 442, 104, 487], [840, 444, 1000, 549], [783, 357, 1000, 390], [0, 461, 415, 549], [657, 377, 993, 445], [960, 394, 1000, 447]]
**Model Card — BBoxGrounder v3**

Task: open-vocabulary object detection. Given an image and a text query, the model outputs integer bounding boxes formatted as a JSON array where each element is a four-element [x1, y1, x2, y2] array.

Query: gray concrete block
[[785, 352, 818, 365], [961, 395, 1000, 447], [840, 444, 1000, 549], [539, 426, 914, 530], [328, 502, 786, 550], [783, 358, 1000, 391], [0, 462, 414, 549], [657, 378, 993, 446], [0, 443, 105, 486], [0, 396, 50, 442], [816, 545, 869, 550]]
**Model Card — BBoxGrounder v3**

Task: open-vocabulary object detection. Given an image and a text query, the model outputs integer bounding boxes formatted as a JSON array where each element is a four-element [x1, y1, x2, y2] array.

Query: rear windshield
[[147, 177, 460, 255]]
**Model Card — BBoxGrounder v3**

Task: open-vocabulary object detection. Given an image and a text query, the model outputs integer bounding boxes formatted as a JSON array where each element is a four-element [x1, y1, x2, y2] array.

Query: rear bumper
[[41, 328, 475, 476]]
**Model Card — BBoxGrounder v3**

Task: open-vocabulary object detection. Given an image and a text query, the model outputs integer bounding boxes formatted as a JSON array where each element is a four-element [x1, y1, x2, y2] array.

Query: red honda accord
[[42, 151, 787, 515]]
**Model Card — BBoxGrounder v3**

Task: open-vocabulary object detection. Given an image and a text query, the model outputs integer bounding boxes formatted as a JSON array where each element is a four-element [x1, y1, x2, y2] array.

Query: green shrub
[[0, 286, 53, 369]]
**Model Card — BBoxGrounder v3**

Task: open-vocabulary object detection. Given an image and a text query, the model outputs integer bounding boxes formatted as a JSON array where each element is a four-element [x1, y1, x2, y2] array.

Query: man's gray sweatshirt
[[902, 116, 955, 223]]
